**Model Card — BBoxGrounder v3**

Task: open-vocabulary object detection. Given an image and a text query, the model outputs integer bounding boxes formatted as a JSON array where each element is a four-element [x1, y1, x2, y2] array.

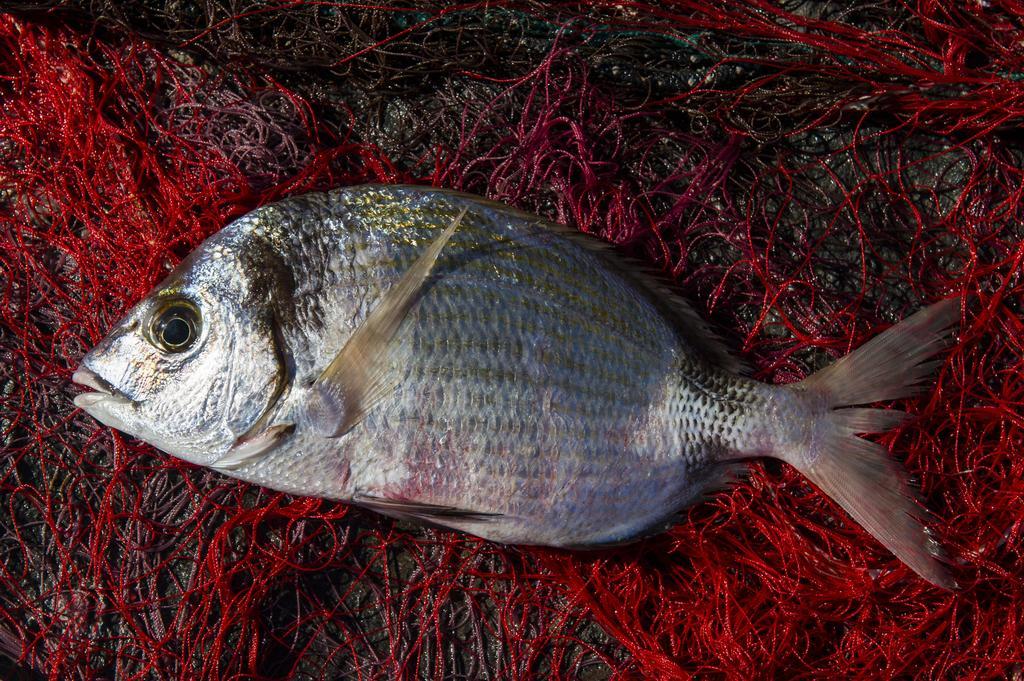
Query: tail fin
[[784, 299, 960, 589]]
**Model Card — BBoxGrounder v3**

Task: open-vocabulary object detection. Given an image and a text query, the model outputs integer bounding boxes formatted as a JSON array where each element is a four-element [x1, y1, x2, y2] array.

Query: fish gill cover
[[0, 1, 1021, 678]]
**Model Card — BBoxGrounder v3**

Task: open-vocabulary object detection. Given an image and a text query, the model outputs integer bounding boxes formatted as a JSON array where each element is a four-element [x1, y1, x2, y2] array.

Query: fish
[[72, 184, 959, 588]]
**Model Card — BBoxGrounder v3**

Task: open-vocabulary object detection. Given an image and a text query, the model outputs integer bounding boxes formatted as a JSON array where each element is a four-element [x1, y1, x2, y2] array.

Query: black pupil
[[156, 305, 197, 350], [162, 317, 191, 346]]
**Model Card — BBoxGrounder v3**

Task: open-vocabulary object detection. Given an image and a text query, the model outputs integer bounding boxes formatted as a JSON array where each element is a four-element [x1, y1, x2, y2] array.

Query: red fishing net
[[1, 2, 1022, 678]]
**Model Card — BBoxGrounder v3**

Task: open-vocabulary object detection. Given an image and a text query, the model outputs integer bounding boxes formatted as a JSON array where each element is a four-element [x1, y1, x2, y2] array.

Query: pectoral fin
[[305, 208, 467, 437]]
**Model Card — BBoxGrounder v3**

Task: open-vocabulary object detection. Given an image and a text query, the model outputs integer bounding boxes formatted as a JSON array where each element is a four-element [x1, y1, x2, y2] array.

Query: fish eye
[[150, 301, 201, 353]]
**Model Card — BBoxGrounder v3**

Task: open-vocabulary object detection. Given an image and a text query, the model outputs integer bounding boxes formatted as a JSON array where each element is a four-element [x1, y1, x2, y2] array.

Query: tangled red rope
[[1, 2, 1022, 678]]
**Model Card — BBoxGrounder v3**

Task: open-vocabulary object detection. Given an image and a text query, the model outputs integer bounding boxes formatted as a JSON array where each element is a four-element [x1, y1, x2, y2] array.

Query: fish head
[[73, 230, 287, 466]]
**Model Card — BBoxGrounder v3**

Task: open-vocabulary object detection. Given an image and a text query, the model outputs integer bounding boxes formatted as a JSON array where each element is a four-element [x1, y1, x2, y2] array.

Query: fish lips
[[72, 366, 138, 429]]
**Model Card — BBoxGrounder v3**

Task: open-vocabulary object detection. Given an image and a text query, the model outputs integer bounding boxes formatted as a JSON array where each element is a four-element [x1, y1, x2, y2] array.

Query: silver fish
[[73, 184, 958, 588]]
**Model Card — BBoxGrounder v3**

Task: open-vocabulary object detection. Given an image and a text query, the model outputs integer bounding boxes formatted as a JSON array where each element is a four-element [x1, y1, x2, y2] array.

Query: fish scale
[[237, 187, 731, 544], [74, 184, 959, 586]]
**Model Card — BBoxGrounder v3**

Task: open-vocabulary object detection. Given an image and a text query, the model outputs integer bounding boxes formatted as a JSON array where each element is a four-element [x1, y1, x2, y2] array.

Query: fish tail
[[778, 298, 960, 589]]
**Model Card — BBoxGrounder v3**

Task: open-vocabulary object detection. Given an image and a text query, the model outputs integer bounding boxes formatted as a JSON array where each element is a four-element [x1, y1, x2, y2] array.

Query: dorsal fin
[[379, 185, 749, 375]]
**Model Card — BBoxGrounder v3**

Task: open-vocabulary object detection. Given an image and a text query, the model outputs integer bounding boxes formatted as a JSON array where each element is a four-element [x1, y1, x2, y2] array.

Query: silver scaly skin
[[74, 184, 959, 587]]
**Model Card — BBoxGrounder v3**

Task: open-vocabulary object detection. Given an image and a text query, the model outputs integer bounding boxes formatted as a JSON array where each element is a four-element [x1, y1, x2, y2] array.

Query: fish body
[[74, 185, 957, 587]]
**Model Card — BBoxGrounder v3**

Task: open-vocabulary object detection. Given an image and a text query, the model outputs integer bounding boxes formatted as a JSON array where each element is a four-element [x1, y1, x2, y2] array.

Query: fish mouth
[[72, 366, 135, 408]]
